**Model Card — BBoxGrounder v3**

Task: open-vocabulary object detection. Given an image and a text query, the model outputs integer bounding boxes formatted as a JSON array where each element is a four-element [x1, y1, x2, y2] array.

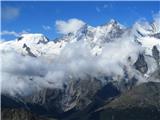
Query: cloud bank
[[55, 18, 85, 34], [0, 30, 20, 37], [0, 34, 143, 96], [2, 6, 20, 21], [42, 25, 51, 31], [0, 30, 29, 40], [1, 13, 159, 97]]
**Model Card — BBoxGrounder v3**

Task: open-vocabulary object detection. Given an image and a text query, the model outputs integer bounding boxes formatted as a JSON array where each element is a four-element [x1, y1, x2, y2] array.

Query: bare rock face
[[152, 45, 160, 66], [20, 77, 103, 114], [60, 78, 102, 111], [23, 43, 36, 57], [134, 54, 148, 74]]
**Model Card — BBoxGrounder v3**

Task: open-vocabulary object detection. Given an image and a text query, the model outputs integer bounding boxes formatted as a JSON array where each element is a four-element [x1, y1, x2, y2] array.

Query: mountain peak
[[102, 19, 125, 30], [108, 19, 117, 24], [17, 33, 49, 44]]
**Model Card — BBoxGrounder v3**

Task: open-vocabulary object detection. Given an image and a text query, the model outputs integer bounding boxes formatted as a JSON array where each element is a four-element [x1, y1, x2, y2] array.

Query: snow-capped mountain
[[1, 19, 160, 114], [0, 33, 67, 59], [1, 19, 159, 58], [0, 19, 127, 58]]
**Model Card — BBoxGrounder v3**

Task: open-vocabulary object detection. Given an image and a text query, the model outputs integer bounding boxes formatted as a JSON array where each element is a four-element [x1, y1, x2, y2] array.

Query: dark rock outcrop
[[152, 45, 160, 66], [23, 43, 36, 57], [134, 54, 148, 74]]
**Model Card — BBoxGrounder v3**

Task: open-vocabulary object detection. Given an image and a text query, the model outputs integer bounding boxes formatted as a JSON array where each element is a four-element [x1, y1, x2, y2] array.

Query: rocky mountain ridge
[[1, 18, 160, 120]]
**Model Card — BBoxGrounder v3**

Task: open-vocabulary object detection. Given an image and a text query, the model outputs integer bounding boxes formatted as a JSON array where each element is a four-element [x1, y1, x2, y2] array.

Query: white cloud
[[0, 35, 143, 96], [103, 4, 108, 8], [96, 4, 113, 12], [2, 6, 20, 20], [1, 13, 159, 97], [103, 4, 113, 9], [1, 30, 29, 38], [0, 30, 19, 37], [96, 7, 101, 12], [55, 18, 85, 34], [42, 25, 51, 30]]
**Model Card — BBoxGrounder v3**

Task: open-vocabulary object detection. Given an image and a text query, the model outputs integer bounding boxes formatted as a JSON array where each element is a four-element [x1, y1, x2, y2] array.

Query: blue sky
[[1, 1, 160, 41]]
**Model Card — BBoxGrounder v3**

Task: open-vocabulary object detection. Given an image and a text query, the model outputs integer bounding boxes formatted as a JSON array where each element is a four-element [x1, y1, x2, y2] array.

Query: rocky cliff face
[[134, 54, 148, 74]]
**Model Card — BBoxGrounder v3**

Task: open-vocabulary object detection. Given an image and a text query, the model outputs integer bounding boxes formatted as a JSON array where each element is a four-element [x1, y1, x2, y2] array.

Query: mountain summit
[[17, 33, 49, 44]]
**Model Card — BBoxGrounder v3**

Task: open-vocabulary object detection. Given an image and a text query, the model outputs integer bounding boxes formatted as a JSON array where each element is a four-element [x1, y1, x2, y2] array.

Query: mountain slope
[[64, 82, 160, 120], [93, 82, 160, 120], [2, 108, 58, 120], [1, 18, 160, 120]]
